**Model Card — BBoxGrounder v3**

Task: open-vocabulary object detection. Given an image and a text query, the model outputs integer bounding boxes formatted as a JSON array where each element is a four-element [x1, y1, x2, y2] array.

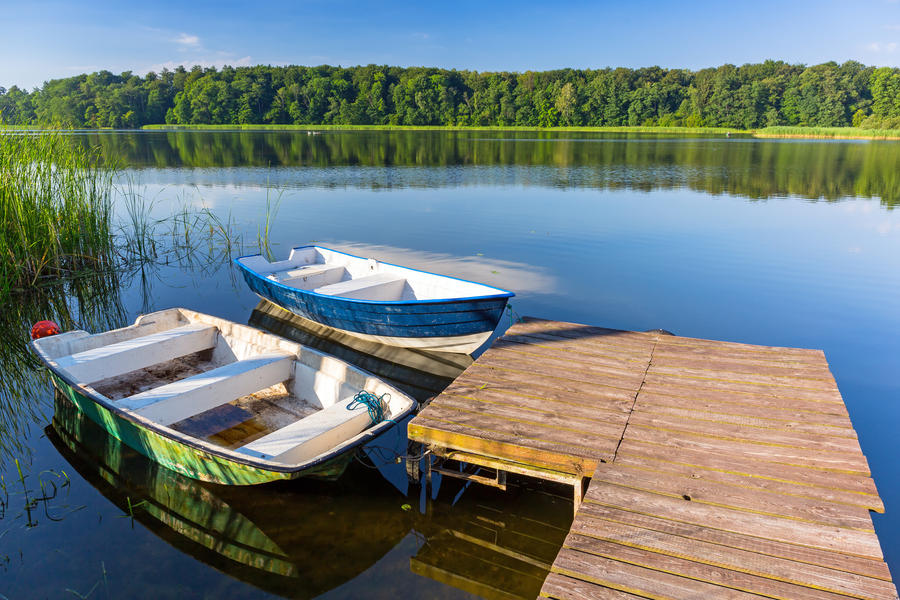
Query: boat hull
[[238, 268, 510, 354], [51, 374, 352, 485]]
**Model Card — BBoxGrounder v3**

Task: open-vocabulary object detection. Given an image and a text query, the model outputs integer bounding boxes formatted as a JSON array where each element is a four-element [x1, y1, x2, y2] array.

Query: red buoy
[[31, 320, 61, 340]]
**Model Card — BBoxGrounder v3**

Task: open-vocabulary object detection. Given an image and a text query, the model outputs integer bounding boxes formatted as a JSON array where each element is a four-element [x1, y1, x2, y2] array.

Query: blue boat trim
[[235, 246, 514, 341], [234, 245, 515, 306]]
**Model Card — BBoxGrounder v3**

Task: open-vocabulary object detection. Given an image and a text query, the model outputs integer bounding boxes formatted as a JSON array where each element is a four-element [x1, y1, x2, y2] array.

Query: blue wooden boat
[[234, 246, 515, 354]]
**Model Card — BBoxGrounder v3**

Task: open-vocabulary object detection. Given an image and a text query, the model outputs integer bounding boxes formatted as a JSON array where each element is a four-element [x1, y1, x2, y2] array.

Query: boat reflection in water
[[47, 301, 570, 599], [48, 392, 415, 598], [248, 299, 473, 403]]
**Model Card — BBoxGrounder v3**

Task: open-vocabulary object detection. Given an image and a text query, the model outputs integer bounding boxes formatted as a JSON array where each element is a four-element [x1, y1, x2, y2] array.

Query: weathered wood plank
[[540, 572, 647, 599], [438, 387, 630, 428], [626, 412, 864, 453], [428, 394, 628, 441], [569, 514, 898, 599], [587, 464, 875, 531], [643, 371, 846, 403], [615, 438, 882, 500], [637, 381, 850, 415], [407, 416, 597, 475], [654, 335, 824, 358], [582, 482, 884, 558], [577, 502, 893, 582], [552, 547, 769, 599], [648, 364, 840, 392], [409, 317, 894, 599], [564, 533, 872, 600], [634, 394, 856, 431], [476, 352, 647, 392], [612, 453, 884, 513], [461, 363, 638, 408], [494, 335, 652, 367], [624, 424, 871, 475]]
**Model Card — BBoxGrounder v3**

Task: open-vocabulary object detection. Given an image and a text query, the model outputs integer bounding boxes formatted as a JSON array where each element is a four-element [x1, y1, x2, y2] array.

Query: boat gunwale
[[30, 309, 418, 477], [234, 245, 515, 307]]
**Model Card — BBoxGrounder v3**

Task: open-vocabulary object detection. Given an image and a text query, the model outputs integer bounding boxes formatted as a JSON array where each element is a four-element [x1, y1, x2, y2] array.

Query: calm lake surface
[[3, 130, 900, 598]]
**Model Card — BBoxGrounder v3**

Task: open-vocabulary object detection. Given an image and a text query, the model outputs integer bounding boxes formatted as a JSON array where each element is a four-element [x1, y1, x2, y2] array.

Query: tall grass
[[755, 126, 900, 140], [0, 132, 115, 299]]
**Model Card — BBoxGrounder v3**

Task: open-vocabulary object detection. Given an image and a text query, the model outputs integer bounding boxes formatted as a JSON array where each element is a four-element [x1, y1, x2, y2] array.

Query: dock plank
[[406, 318, 896, 599]]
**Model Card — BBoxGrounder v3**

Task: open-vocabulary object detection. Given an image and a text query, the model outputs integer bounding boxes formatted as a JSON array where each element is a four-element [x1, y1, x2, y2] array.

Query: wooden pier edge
[[406, 317, 897, 600]]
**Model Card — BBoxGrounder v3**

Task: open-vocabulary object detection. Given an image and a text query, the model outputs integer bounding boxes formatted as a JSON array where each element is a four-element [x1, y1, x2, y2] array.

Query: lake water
[[3, 130, 900, 598]]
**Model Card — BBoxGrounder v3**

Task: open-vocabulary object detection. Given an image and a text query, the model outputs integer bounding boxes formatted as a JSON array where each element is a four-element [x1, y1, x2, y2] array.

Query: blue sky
[[2, 0, 899, 90]]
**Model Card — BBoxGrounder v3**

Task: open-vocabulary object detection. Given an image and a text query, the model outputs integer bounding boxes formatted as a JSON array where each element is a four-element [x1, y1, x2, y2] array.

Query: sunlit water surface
[[2, 131, 900, 598]]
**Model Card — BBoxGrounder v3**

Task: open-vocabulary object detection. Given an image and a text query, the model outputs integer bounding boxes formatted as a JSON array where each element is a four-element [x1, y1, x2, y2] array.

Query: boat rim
[[234, 245, 515, 306], [30, 313, 418, 476]]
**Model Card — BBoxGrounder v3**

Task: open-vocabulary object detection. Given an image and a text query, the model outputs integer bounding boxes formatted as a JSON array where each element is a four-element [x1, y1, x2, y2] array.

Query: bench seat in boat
[[313, 272, 407, 300], [118, 352, 294, 426], [55, 324, 217, 384], [235, 396, 374, 463]]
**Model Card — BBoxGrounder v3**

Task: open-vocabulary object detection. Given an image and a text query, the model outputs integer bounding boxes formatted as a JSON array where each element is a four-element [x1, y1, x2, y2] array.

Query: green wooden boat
[[30, 308, 417, 485]]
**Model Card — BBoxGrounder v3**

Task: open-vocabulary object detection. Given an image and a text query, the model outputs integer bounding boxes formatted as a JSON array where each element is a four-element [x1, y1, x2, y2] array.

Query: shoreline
[[5, 124, 900, 141]]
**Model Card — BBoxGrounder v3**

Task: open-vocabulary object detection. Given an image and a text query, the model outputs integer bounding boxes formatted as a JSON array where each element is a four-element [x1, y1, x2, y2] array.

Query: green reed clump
[[0, 132, 115, 299]]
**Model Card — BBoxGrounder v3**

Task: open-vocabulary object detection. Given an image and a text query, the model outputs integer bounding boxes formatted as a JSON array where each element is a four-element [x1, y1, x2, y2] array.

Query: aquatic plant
[[0, 131, 116, 300]]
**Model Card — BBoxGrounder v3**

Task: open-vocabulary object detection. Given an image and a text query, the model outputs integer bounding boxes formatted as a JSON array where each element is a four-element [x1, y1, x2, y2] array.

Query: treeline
[[4, 61, 900, 129]]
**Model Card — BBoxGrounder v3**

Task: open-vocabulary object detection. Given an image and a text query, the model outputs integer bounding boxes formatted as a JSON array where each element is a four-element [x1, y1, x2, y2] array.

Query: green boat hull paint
[[52, 375, 352, 485]]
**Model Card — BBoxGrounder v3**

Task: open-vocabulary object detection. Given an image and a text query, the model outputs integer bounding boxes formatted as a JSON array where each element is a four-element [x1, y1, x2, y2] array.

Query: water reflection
[[48, 392, 414, 599], [413, 481, 572, 600], [0, 271, 127, 466], [249, 299, 472, 402], [74, 131, 900, 206]]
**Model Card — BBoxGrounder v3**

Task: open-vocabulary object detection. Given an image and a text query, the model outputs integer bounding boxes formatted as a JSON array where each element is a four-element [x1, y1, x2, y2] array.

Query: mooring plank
[[588, 464, 875, 531], [569, 514, 899, 600], [407, 316, 895, 599], [564, 533, 867, 600], [438, 388, 630, 428], [637, 381, 850, 415], [615, 438, 882, 501], [540, 572, 647, 599], [633, 396, 857, 433], [642, 371, 846, 403], [583, 482, 884, 559], [461, 363, 638, 408], [612, 453, 884, 512], [577, 502, 893, 582], [625, 412, 864, 453], [552, 547, 769, 599], [420, 401, 624, 452], [408, 416, 597, 475], [475, 353, 646, 392], [625, 425, 871, 475]]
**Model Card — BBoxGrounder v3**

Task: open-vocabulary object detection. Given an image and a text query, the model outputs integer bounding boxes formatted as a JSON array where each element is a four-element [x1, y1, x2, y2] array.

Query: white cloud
[[867, 42, 899, 53], [174, 33, 200, 47]]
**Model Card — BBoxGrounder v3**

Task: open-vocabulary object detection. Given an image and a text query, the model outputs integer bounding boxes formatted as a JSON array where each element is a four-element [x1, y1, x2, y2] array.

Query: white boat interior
[[32, 308, 413, 466], [238, 246, 509, 302]]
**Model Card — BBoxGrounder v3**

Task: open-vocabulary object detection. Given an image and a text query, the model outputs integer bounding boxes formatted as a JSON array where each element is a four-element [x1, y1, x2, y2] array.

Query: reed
[[0, 132, 116, 299], [755, 126, 900, 140]]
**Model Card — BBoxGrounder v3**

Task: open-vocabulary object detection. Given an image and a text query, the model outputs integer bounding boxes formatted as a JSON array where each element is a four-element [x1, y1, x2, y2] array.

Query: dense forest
[[3, 61, 900, 129]]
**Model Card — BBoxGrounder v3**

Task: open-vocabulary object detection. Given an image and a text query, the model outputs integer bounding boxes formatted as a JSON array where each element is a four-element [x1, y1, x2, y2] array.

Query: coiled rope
[[348, 390, 391, 425]]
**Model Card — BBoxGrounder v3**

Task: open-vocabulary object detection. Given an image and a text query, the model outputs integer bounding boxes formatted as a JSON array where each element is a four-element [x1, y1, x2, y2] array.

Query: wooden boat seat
[[234, 396, 374, 463], [314, 272, 407, 300], [273, 264, 346, 287], [118, 352, 294, 427], [55, 324, 217, 384]]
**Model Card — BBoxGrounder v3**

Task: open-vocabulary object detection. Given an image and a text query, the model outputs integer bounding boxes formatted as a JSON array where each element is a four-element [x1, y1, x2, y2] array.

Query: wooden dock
[[407, 318, 897, 600]]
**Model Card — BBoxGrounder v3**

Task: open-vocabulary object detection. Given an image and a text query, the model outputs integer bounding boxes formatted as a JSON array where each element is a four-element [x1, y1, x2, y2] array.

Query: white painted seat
[[55, 324, 217, 384], [235, 396, 374, 463], [119, 352, 293, 426], [314, 273, 407, 300], [274, 264, 346, 287]]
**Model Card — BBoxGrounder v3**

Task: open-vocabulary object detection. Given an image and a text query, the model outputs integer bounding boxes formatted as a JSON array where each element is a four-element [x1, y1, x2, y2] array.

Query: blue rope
[[348, 390, 391, 425]]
